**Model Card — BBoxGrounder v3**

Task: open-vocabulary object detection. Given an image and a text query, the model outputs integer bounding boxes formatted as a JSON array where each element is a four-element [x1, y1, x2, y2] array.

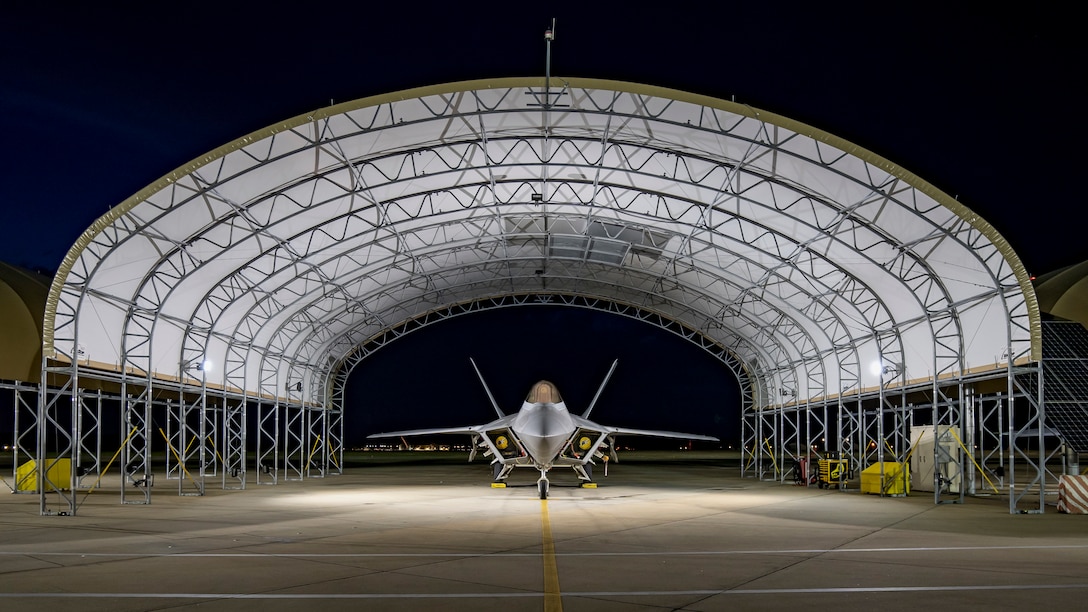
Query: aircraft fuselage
[[509, 381, 576, 469]]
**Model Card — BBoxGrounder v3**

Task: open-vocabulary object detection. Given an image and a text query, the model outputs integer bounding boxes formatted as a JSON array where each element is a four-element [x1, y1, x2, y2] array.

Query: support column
[[175, 395, 205, 496], [222, 399, 246, 490], [305, 407, 326, 478], [36, 372, 78, 515], [256, 400, 278, 485], [120, 394, 152, 505], [202, 400, 219, 478], [75, 390, 103, 489], [327, 406, 344, 476], [740, 408, 756, 478], [12, 382, 39, 494], [977, 393, 1006, 489], [283, 405, 305, 481], [1009, 364, 1046, 513], [837, 398, 862, 485]]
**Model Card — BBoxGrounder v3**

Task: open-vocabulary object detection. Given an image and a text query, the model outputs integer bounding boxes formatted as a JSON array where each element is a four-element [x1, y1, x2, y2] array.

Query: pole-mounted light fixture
[[870, 359, 899, 378], [184, 358, 213, 373]]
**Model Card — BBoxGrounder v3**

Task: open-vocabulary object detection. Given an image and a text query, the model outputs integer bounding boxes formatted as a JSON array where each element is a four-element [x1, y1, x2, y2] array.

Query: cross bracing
[[35, 78, 1045, 514]]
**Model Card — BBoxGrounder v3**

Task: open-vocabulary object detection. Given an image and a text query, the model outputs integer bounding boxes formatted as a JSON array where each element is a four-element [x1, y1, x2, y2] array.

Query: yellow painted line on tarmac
[[540, 500, 563, 611]]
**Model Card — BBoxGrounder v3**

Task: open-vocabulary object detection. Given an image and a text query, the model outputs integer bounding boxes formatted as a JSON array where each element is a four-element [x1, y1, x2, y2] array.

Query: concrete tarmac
[[2, 455, 1087, 611]]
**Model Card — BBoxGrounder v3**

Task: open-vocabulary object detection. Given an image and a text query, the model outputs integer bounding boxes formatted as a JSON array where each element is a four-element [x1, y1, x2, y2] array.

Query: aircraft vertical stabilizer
[[470, 357, 504, 418], [582, 359, 618, 418]]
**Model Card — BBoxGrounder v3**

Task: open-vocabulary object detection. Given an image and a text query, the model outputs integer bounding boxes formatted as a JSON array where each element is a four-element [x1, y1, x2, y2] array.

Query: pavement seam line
[[541, 500, 562, 611]]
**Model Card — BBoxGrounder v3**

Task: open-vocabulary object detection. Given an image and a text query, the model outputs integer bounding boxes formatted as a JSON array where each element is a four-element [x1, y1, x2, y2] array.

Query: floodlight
[[871, 359, 899, 377]]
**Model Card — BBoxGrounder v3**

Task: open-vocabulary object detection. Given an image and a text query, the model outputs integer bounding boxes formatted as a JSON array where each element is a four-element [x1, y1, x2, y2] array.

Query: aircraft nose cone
[[517, 406, 572, 464]]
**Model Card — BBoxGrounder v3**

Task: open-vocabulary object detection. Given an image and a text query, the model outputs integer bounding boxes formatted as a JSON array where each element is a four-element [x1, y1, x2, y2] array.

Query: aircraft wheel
[[538, 480, 548, 499]]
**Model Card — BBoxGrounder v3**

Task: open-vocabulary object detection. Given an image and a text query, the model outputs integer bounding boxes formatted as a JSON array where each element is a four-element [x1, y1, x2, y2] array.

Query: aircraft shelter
[[14, 78, 1085, 515]]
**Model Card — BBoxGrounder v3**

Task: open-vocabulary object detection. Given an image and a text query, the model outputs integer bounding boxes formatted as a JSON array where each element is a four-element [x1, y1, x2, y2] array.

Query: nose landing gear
[[537, 469, 550, 499]]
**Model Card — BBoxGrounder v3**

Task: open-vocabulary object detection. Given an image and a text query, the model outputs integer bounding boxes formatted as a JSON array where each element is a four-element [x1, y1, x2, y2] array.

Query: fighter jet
[[367, 359, 719, 499]]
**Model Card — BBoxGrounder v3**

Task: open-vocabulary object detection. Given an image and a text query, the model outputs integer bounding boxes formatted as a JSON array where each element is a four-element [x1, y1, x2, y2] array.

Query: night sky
[[349, 306, 739, 445], [3, 4, 1082, 445]]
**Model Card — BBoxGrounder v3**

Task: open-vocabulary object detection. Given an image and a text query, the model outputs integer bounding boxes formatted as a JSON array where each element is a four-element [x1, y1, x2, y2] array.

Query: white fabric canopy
[[44, 78, 1037, 407]]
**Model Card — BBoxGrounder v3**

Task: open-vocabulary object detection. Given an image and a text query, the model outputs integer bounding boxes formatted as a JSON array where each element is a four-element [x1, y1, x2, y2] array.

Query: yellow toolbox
[[860, 462, 910, 496], [16, 458, 72, 492]]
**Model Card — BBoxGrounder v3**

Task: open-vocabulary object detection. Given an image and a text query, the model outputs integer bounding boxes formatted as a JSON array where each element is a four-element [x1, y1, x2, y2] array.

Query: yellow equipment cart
[[817, 458, 849, 489]]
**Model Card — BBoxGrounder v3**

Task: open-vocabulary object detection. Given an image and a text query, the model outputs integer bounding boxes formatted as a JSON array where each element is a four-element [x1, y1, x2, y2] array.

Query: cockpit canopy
[[526, 380, 562, 404]]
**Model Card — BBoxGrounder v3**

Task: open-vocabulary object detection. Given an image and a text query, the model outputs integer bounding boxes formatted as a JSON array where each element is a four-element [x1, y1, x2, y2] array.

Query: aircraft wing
[[367, 414, 517, 439], [598, 426, 718, 442], [366, 415, 525, 465], [571, 414, 718, 442], [366, 425, 487, 439], [556, 415, 717, 468]]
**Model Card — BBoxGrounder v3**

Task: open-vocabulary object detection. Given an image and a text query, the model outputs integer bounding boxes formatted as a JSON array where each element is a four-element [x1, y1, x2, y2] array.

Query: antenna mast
[[526, 18, 566, 110], [544, 18, 555, 108]]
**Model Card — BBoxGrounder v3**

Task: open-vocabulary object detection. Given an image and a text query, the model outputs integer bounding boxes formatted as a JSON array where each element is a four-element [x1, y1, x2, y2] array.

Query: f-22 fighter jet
[[368, 359, 718, 498]]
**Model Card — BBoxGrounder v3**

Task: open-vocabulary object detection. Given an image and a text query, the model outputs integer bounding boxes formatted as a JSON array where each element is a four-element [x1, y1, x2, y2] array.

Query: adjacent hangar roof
[[44, 78, 1037, 407], [0, 262, 49, 383]]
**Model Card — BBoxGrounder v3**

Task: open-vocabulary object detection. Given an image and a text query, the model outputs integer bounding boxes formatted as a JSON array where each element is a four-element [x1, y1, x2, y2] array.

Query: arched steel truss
[[327, 292, 755, 410], [33, 78, 1043, 515]]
